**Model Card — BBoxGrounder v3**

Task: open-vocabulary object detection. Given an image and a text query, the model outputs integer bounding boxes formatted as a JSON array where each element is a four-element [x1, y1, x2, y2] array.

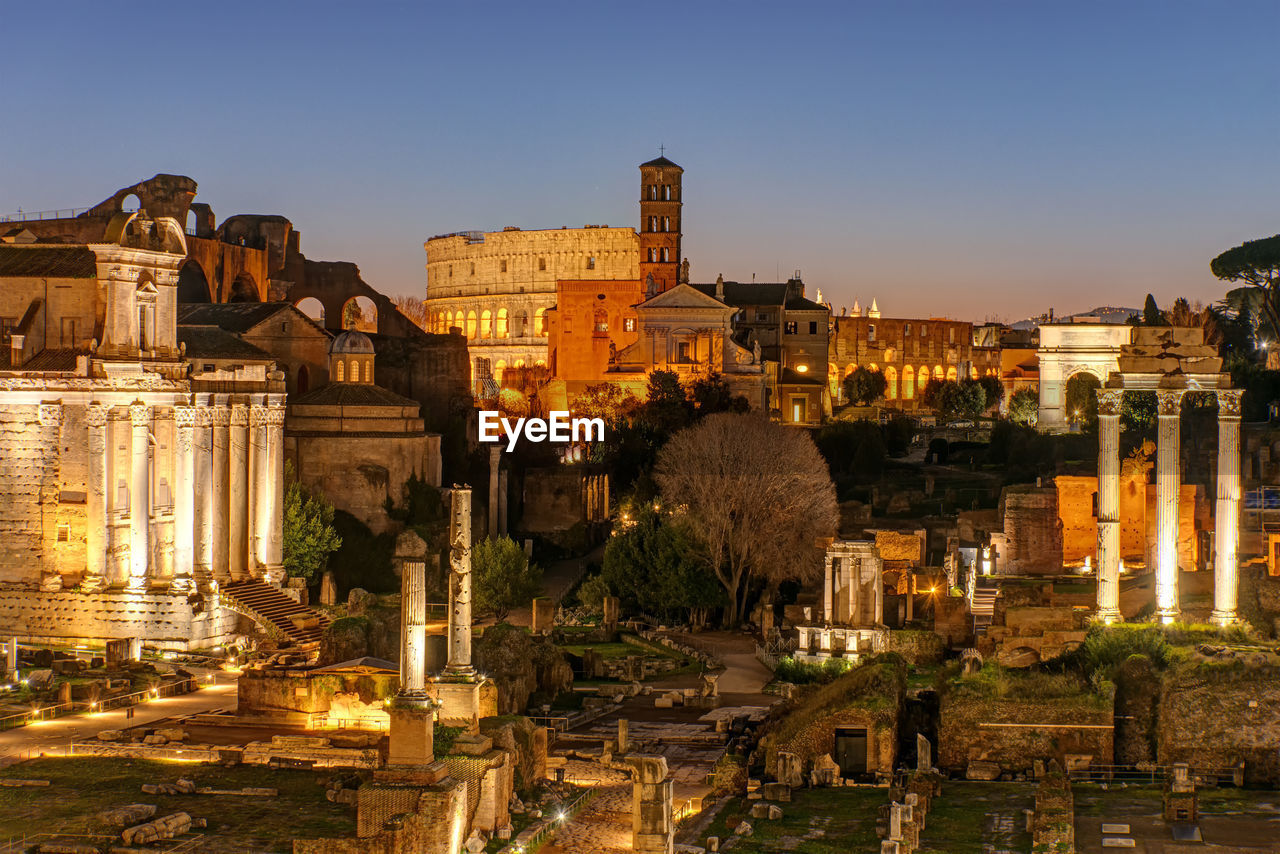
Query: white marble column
[[248, 401, 267, 578], [211, 399, 230, 582], [1155, 389, 1186, 622], [1096, 389, 1124, 623], [228, 403, 249, 580], [171, 404, 196, 593], [127, 401, 151, 591], [262, 397, 286, 585], [399, 559, 428, 699], [84, 404, 109, 592], [1212, 389, 1244, 626], [822, 553, 835, 623], [193, 394, 214, 580], [446, 486, 476, 677]]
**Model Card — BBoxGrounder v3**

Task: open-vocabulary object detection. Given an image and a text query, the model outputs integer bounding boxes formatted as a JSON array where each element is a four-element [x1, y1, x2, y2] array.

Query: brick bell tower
[[638, 153, 683, 293]]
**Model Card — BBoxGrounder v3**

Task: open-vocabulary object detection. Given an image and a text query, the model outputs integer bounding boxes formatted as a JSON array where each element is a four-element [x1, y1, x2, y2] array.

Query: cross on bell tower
[[638, 152, 683, 294]]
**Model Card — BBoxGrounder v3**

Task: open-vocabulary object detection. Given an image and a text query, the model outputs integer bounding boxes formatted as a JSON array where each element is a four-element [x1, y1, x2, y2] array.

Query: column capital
[[194, 406, 213, 428], [85, 403, 109, 429], [1097, 389, 1125, 417], [129, 401, 151, 426], [265, 408, 286, 427], [1217, 389, 1244, 418], [249, 403, 269, 426], [230, 403, 249, 427], [38, 403, 63, 428], [211, 405, 230, 427], [1156, 389, 1186, 417], [174, 405, 197, 429]]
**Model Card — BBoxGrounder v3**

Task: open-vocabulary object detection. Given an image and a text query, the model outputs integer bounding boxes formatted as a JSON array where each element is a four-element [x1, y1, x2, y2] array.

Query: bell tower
[[638, 153, 683, 293]]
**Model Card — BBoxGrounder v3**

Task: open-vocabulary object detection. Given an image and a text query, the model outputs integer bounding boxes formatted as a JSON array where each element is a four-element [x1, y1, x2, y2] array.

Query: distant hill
[[1010, 306, 1139, 330]]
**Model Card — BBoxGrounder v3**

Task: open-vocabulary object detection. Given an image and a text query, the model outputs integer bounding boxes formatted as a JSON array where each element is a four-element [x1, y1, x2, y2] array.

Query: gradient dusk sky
[[2, 1, 1277, 322]]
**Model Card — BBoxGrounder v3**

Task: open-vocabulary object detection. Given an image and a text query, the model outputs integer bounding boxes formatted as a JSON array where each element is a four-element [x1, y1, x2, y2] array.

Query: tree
[[923, 379, 985, 421], [1064, 372, 1101, 430], [1142, 294, 1166, 326], [282, 464, 342, 583], [1008, 387, 1039, 426], [392, 295, 430, 331], [637, 369, 693, 434], [473, 536, 543, 621], [1121, 390, 1157, 435], [573, 382, 640, 423], [1211, 235, 1280, 343], [690, 372, 749, 415], [842, 366, 888, 405], [977, 374, 1004, 409], [654, 413, 838, 623], [602, 505, 724, 627]]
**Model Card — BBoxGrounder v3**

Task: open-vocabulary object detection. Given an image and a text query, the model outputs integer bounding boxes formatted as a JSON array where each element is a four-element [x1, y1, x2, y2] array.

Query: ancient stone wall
[[939, 689, 1113, 774], [1158, 662, 1280, 785], [0, 404, 60, 584], [1000, 487, 1063, 575], [0, 589, 240, 649]]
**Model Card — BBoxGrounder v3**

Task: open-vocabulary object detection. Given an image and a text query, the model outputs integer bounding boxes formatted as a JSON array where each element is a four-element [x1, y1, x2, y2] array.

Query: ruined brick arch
[[282, 277, 399, 335], [294, 297, 326, 326], [340, 295, 378, 333], [177, 259, 213, 303], [227, 273, 260, 303]]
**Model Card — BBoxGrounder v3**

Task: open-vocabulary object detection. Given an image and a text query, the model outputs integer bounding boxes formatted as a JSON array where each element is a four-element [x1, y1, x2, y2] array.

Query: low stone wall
[[887, 630, 945, 665], [0, 588, 242, 649]]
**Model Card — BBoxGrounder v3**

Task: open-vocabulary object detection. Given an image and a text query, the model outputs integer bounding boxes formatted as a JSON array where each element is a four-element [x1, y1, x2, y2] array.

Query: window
[[202, 363, 215, 372], [647, 248, 657, 262], [538, 257, 546, 271], [868, 324, 876, 342], [500, 260, 507, 273], [57, 523, 69, 543], [661, 248, 669, 262], [756, 312, 769, 322], [784, 321, 798, 334], [921, 324, 927, 337], [496, 308, 508, 338], [448, 265, 453, 278], [350, 360, 359, 382], [586, 256, 595, 270], [663, 185, 671, 200], [336, 361, 345, 381], [949, 327, 956, 344], [480, 310, 492, 338], [663, 216, 670, 231], [624, 317, 636, 332], [809, 321, 818, 334], [60, 317, 77, 347], [905, 323, 911, 336], [677, 341, 693, 362], [593, 309, 608, 335]]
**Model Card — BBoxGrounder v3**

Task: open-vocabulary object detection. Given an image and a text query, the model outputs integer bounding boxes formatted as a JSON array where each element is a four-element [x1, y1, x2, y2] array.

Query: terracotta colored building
[[544, 278, 645, 396]]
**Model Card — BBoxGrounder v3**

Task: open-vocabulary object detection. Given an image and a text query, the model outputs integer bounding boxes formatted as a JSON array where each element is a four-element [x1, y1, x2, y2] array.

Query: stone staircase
[[970, 583, 998, 636], [222, 580, 330, 648]]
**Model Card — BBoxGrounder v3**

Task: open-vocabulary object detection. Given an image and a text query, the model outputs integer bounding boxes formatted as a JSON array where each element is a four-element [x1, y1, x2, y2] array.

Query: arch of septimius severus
[[1093, 327, 1242, 626]]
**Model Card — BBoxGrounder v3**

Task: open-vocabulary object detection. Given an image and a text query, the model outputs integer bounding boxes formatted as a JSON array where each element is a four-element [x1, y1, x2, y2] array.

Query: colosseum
[[423, 225, 639, 385]]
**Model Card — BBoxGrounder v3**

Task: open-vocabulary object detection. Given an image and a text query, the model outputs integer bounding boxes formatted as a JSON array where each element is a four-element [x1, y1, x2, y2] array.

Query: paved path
[[653, 630, 774, 695], [0, 676, 237, 767]]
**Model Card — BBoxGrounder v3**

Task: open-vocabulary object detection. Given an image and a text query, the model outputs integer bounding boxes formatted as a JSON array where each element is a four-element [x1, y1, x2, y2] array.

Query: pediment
[[637, 283, 730, 311]]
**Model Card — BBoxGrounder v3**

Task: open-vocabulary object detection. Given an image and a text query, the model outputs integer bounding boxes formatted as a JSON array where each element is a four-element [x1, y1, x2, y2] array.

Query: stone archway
[[1036, 323, 1132, 431], [176, 260, 212, 303], [228, 273, 260, 303]]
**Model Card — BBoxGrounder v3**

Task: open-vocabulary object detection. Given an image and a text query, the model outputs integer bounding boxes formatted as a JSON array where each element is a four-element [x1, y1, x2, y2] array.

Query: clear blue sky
[[2, 1, 1277, 322]]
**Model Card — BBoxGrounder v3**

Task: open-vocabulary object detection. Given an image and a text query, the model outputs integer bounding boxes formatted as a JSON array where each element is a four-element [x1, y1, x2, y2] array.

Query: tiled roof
[[0, 246, 97, 278], [290, 382, 420, 409], [691, 281, 789, 307], [179, 325, 274, 360], [785, 297, 829, 312], [0, 348, 82, 371], [178, 302, 295, 333], [640, 155, 681, 168]]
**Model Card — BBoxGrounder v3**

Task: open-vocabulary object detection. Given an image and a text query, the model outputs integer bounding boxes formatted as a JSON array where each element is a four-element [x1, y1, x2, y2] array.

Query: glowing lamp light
[[795, 364, 808, 373]]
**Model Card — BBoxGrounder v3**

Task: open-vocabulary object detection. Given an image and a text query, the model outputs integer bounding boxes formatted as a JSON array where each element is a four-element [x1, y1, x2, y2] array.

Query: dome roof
[[330, 329, 374, 355]]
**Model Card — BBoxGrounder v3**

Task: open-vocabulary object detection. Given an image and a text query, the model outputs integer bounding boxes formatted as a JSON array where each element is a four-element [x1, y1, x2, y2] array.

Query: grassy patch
[[703, 787, 884, 853], [917, 782, 1035, 853], [0, 758, 354, 851]]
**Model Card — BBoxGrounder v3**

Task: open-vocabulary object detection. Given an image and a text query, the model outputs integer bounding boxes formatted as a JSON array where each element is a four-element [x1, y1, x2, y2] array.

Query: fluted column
[[399, 559, 428, 699], [822, 553, 835, 623], [193, 394, 214, 580], [127, 401, 151, 591], [248, 401, 267, 579], [446, 486, 476, 677], [1155, 389, 1185, 622], [211, 400, 230, 582], [84, 404, 109, 592], [171, 404, 196, 593], [1212, 389, 1244, 626], [1096, 389, 1124, 623], [228, 403, 249, 580], [262, 397, 286, 585]]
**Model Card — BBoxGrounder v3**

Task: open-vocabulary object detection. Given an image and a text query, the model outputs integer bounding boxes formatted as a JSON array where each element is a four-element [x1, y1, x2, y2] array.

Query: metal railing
[[1069, 763, 1243, 786], [0, 207, 93, 223], [499, 784, 599, 854], [0, 677, 198, 732]]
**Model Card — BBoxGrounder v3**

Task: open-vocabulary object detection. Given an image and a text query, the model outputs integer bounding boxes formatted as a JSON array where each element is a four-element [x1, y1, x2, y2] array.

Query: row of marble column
[[1095, 387, 1242, 625], [822, 553, 883, 627], [82, 393, 286, 593]]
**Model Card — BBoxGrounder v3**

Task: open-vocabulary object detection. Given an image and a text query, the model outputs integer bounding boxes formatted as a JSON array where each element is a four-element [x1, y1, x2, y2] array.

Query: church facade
[[0, 206, 282, 648]]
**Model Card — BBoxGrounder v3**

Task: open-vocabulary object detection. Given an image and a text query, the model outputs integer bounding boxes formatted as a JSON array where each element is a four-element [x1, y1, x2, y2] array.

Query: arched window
[[593, 308, 608, 335], [336, 360, 345, 382], [934, 365, 943, 380], [297, 365, 310, 394], [535, 308, 547, 335], [946, 366, 957, 382], [538, 257, 546, 271], [466, 311, 477, 339], [918, 367, 928, 393], [496, 308, 509, 338], [885, 366, 898, 399], [350, 360, 359, 382], [494, 359, 506, 384], [480, 310, 492, 338], [663, 216, 670, 231], [515, 310, 528, 337], [970, 365, 979, 380], [903, 366, 915, 399]]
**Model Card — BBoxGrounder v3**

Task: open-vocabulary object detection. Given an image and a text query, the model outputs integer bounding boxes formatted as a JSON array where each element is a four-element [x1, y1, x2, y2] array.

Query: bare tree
[[393, 294, 430, 331], [654, 412, 838, 624]]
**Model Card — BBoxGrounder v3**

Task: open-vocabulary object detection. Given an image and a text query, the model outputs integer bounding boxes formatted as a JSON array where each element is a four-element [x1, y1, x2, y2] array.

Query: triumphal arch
[[1093, 327, 1241, 626]]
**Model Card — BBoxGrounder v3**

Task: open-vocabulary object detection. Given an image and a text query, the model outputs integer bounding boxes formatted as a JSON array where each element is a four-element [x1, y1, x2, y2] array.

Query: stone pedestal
[[1096, 390, 1124, 622], [387, 700, 436, 767], [431, 679, 484, 732], [1155, 390, 1185, 621], [603, 595, 620, 631], [531, 597, 554, 634], [627, 755, 674, 854], [1213, 390, 1243, 626]]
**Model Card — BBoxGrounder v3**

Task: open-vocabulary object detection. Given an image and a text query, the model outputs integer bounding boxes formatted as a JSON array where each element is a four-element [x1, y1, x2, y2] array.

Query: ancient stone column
[[210, 400, 230, 581], [261, 398, 286, 585], [127, 402, 151, 591], [1212, 389, 1244, 626], [248, 401, 268, 578], [626, 755, 674, 854], [1096, 389, 1124, 623], [446, 487, 476, 677], [498, 469, 509, 535], [228, 403, 249, 580], [1155, 389, 1186, 622], [193, 395, 214, 580], [487, 445, 500, 540], [6, 638, 16, 681], [400, 559, 429, 700], [171, 404, 196, 593], [822, 552, 835, 623], [84, 404, 109, 592]]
